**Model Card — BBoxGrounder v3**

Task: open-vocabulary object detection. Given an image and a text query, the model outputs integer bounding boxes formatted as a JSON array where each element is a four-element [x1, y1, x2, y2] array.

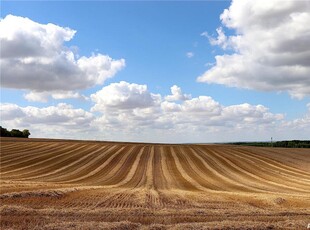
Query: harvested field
[[1, 137, 310, 229]]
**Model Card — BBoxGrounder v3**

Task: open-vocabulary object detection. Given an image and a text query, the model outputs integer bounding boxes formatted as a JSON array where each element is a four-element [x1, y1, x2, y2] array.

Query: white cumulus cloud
[[165, 85, 191, 101], [2, 82, 308, 142], [0, 15, 125, 101], [0, 103, 95, 139], [198, 0, 310, 99], [91, 81, 161, 112], [90, 82, 285, 142], [24, 91, 88, 103]]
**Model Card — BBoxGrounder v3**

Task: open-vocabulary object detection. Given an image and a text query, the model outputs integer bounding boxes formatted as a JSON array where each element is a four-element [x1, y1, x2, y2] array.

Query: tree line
[[230, 140, 310, 148], [0, 126, 31, 138]]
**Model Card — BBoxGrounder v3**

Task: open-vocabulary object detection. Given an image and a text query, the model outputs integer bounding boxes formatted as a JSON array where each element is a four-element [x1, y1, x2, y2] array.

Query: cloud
[[24, 91, 88, 103], [90, 82, 284, 142], [89, 83, 282, 128], [1, 103, 94, 126], [0, 15, 125, 100], [181, 96, 221, 115], [2, 81, 308, 142], [198, 0, 310, 99], [201, 27, 230, 50], [91, 81, 161, 112], [0, 103, 95, 139], [24, 92, 50, 103], [0, 104, 25, 120], [186, 52, 194, 58], [284, 103, 310, 130], [165, 85, 191, 101]]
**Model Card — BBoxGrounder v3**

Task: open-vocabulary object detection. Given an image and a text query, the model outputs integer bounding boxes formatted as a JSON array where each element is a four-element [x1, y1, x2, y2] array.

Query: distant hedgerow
[[0, 126, 30, 138]]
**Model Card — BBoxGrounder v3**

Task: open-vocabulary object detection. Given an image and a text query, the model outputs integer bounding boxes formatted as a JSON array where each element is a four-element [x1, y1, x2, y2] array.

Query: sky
[[1, 0, 310, 143]]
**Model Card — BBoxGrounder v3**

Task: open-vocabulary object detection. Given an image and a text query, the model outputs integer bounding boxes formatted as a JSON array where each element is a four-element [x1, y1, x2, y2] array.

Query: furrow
[[153, 146, 169, 190], [233, 147, 310, 178], [1, 144, 86, 176], [224, 148, 310, 186], [18, 144, 110, 181], [159, 146, 185, 190], [3, 144, 100, 180], [85, 145, 137, 185], [49, 144, 118, 182], [110, 146, 146, 188], [0, 142, 60, 161], [206, 147, 310, 193], [177, 146, 225, 191], [169, 146, 202, 191], [55, 145, 123, 183], [123, 145, 150, 189], [192, 146, 266, 193], [215, 147, 310, 190], [0, 143, 75, 169], [145, 146, 155, 189]]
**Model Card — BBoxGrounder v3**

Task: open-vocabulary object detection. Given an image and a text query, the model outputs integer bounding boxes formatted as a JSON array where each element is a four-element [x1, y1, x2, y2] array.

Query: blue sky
[[1, 1, 309, 142]]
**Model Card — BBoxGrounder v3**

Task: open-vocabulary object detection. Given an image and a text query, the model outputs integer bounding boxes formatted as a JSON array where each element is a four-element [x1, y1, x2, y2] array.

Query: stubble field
[[0, 137, 310, 229]]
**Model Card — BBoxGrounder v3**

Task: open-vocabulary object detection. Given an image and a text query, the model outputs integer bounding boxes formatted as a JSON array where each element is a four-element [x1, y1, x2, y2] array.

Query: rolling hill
[[1, 137, 310, 229]]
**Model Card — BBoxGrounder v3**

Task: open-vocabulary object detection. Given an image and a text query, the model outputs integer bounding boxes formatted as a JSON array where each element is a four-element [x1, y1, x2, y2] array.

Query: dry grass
[[1, 137, 310, 229]]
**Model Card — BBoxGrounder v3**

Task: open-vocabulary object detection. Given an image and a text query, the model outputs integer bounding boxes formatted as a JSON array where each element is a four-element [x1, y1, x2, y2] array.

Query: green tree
[[22, 129, 31, 138], [10, 129, 24, 138], [0, 126, 11, 137], [0, 126, 31, 138]]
